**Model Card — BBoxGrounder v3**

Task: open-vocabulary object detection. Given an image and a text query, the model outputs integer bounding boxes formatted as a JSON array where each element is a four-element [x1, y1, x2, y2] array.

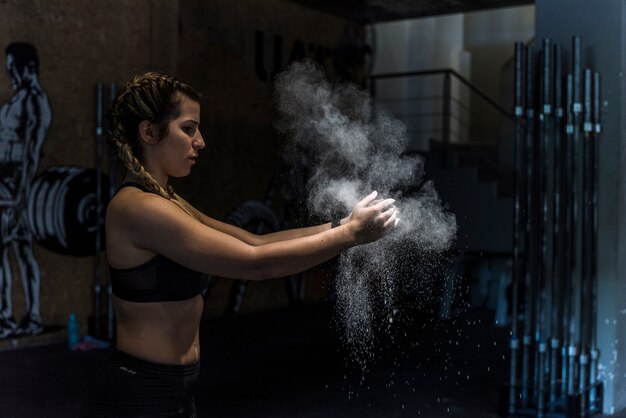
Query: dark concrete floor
[[0, 302, 622, 417]]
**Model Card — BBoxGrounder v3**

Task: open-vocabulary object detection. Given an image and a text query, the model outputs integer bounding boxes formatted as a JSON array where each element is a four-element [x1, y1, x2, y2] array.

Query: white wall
[[372, 14, 467, 75], [371, 15, 469, 151], [465, 6, 534, 147], [464, 5, 535, 101], [371, 6, 534, 151]]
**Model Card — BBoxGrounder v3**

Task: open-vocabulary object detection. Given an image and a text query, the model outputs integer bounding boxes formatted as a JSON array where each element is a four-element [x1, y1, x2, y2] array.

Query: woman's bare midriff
[[113, 294, 204, 365]]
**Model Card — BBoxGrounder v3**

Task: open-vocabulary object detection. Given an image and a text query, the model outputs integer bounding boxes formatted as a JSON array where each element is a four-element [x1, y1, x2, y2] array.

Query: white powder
[[275, 60, 457, 367]]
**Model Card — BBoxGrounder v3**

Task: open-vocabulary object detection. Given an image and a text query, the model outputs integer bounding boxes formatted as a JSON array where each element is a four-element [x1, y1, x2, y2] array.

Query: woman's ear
[[138, 120, 157, 145]]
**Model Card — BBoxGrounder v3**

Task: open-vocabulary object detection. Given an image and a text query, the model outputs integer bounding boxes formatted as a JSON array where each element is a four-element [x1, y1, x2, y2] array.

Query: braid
[[107, 71, 201, 218]]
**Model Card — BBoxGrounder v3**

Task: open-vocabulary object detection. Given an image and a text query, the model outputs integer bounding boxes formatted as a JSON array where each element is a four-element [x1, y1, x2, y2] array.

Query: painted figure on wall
[[0, 42, 51, 337]]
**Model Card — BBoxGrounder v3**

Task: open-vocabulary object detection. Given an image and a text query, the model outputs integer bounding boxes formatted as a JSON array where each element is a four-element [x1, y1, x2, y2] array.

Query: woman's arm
[[175, 194, 348, 246], [199, 214, 348, 246], [118, 191, 396, 281]]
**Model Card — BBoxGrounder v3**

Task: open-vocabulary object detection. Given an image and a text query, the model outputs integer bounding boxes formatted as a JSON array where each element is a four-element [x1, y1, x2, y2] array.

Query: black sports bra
[[109, 182, 209, 303]]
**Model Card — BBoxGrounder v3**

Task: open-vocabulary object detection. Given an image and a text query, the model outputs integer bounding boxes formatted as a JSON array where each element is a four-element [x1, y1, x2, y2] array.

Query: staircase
[[371, 68, 515, 256], [421, 140, 513, 255]]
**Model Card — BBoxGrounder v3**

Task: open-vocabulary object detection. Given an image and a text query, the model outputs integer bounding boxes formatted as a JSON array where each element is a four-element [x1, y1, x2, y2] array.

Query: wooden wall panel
[[0, 0, 361, 346]]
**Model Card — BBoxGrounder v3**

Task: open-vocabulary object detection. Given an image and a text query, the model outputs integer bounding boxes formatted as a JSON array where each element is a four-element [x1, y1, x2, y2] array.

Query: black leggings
[[80, 349, 200, 417]]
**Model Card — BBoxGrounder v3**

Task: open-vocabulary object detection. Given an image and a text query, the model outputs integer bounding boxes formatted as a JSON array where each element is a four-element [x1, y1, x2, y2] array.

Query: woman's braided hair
[[108, 71, 203, 220]]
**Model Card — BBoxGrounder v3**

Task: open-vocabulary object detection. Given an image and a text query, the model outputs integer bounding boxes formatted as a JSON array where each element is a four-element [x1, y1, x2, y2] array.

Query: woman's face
[[148, 93, 205, 180]]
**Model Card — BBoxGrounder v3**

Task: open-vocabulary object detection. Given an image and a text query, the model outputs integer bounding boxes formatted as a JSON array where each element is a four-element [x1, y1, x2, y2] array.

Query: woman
[[81, 71, 398, 417]]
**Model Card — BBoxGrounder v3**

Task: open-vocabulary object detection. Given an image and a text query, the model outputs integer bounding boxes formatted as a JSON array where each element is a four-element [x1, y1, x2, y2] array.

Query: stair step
[[456, 151, 498, 166], [497, 182, 515, 199], [423, 139, 516, 199], [427, 140, 499, 167], [477, 168, 513, 182], [477, 168, 515, 198]]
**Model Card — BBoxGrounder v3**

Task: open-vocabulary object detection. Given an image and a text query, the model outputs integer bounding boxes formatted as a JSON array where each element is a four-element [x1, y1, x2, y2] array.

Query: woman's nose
[[194, 132, 205, 149]]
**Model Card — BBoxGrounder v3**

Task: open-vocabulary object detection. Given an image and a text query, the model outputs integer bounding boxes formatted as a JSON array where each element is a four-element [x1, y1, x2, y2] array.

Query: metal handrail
[[371, 68, 515, 121], [370, 67, 516, 181]]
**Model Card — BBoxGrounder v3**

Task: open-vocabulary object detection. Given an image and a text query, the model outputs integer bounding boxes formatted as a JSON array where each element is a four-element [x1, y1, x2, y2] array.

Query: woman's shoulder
[[111, 182, 162, 204], [107, 187, 165, 226], [107, 186, 198, 232], [105, 188, 166, 267]]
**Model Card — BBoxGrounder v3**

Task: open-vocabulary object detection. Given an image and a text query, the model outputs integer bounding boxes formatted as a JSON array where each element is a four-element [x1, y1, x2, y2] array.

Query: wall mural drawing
[[0, 42, 51, 338]]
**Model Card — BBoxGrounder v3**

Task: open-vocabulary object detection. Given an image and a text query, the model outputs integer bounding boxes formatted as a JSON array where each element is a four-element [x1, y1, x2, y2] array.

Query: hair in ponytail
[[107, 71, 203, 220]]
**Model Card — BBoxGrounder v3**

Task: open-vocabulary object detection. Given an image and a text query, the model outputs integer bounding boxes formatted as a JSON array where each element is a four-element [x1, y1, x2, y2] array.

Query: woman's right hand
[[345, 191, 399, 245]]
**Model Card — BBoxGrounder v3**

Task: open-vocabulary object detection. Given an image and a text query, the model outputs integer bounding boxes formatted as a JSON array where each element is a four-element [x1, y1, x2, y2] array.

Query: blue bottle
[[67, 312, 79, 349]]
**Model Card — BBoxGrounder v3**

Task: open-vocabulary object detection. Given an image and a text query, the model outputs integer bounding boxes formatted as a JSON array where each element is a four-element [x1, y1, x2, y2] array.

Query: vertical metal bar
[[549, 42, 563, 411], [93, 83, 104, 338], [442, 72, 452, 166], [563, 72, 574, 398], [369, 78, 377, 102], [107, 82, 118, 341], [579, 68, 593, 413], [536, 38, 553, 417], [589, 71, 601, 413], [522, 44, 536, 407], [568, 34, 582, 397], [510, 41, 525, 415]]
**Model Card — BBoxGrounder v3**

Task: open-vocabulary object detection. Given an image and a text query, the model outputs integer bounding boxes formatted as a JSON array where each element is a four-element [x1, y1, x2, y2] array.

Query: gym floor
[[0, 302, 622, 418]]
